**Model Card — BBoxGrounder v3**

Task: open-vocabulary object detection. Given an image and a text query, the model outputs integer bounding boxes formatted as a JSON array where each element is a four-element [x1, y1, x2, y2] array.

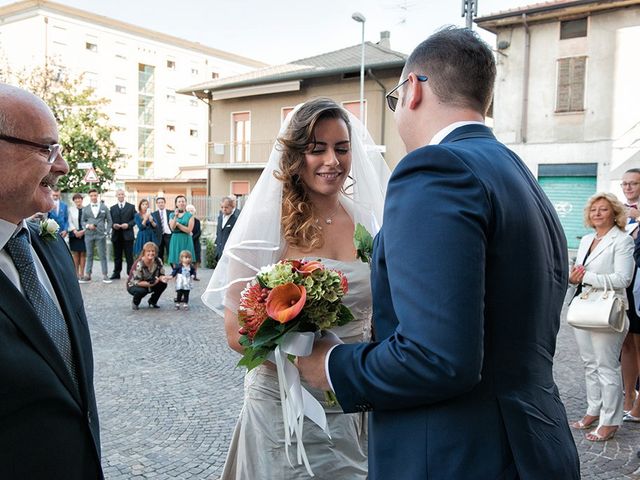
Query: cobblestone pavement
[[82, 264, 640, 479]]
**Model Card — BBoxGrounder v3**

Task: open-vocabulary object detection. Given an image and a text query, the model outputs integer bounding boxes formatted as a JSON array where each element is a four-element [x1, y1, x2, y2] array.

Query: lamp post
[[351, 12, 366, 131]]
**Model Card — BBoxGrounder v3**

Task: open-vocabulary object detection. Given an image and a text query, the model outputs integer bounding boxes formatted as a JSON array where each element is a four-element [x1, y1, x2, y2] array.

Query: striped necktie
[[4, 230, 79, 391]]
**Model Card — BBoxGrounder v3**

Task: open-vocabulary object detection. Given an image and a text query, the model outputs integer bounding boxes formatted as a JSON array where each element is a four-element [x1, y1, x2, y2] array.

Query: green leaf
[[336, 303, 355, 326], [354, 223, 374, 264]]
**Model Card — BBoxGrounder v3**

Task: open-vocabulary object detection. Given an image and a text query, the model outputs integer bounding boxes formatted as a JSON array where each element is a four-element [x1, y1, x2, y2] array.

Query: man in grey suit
[[80, 188, 112, 284]]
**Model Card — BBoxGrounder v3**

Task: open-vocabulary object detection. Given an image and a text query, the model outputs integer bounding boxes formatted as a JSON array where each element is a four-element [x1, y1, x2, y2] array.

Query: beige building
[[477, 0, 640, 248], [0, 0, 265, 200], [179, 32, 407, 202]]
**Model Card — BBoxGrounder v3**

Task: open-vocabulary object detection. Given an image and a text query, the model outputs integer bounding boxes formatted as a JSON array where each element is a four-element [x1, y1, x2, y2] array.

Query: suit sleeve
[[80, 208, 88, 229], [329, 146, 491, 412], [127, 205, 136, 229], [105, 208, 113, 232]]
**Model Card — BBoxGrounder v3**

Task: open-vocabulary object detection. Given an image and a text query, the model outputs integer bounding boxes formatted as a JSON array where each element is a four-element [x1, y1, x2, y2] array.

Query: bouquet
[[237, 259, 353, 368], [235, 258, 354, 476]]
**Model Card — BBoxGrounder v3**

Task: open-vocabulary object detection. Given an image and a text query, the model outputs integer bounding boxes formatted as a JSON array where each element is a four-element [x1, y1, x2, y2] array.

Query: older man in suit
[[299, 28, 580, 479], [80, 188, 112, 284], [0, 83, 103, 478], [109, 189, 135, 279], [215, 196, 239, 261]]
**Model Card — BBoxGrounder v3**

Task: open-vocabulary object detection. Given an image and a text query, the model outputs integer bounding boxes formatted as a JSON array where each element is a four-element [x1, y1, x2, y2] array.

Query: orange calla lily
[[266, 283, 307, 323], [298, 260, 324, 276]]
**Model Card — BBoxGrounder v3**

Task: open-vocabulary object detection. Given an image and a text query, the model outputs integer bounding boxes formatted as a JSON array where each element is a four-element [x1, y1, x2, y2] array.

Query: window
[[560, 18, 587, 40], [85, 42, 97, 52], [115, 84, 126, 94], [191, 67, 199, 75], [211, 71, 219, 79], [281, 106, 295, 124], [190, 99, 198, 107], [167, 59, 176, 70], [556, 56, 586, 113], [166, 124, 176, 132], [231, 181, 250, 196], [342, 100, 367, 122], [166, 94, 176, 103], [189, 128, 198, 138], [232, 112, 251, 163], [84, 72, 98, 89]]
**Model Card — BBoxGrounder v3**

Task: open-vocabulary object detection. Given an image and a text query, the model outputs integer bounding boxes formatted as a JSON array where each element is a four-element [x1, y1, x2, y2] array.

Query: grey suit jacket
[[81, 204, 112, 239]]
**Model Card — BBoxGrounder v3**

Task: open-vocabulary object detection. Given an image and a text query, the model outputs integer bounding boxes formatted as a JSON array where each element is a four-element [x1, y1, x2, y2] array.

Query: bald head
[[0, 84, 54, 137]]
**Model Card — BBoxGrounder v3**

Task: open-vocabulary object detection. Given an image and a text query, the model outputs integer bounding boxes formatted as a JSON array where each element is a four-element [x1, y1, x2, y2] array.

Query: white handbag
[[567, 276, 625, 332]]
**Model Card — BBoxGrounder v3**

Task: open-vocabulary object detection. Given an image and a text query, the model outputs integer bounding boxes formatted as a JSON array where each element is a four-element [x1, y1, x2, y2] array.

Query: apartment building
[[0, 0, 265, 199]]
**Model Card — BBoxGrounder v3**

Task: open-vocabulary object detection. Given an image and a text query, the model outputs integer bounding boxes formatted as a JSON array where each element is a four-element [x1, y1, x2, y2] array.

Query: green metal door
[[538, 176, 597, 249]]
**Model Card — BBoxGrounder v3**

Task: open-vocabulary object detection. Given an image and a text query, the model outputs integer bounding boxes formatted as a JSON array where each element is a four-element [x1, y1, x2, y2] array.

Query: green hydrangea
[[258, 262, 300, 288]]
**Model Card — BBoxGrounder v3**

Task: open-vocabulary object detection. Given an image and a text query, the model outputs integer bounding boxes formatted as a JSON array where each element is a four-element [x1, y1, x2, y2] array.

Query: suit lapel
[[0, 264, 81, 406], [28, 224, 84, 405], [583, 230, 617, 266]]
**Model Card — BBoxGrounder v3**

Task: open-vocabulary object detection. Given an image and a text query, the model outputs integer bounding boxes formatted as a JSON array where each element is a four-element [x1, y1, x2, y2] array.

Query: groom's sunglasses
[[386, 74, 428, 112]]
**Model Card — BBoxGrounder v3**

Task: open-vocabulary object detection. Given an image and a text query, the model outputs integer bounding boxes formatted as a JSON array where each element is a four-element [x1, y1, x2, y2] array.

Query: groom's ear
[[406, 75, 423, 111]]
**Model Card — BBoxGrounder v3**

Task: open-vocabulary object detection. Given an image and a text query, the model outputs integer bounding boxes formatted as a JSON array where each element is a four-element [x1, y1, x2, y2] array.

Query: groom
[[298, 27, 580, 479]]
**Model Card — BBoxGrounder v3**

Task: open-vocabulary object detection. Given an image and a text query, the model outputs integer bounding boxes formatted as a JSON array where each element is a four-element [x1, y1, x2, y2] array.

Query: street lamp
[[351, 12, 366, 131]]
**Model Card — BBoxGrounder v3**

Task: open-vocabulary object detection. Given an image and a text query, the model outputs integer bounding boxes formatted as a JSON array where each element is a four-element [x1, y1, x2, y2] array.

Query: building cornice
[[476, 0, 640, 33], [0, 0, 267, 67]]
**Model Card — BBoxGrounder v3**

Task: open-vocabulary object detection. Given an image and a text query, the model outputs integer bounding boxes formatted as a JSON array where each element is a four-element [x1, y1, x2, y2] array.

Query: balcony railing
[[207, 140, 274, 169]]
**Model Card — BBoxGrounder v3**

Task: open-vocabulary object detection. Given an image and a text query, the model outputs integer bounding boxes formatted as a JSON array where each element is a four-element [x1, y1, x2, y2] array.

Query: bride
[[203, 98, 389, 479]]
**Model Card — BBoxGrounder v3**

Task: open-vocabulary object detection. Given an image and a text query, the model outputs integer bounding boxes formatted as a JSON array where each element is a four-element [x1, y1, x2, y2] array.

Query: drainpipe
[[367, 68, 386, 146], [521, 13, 530, 144]]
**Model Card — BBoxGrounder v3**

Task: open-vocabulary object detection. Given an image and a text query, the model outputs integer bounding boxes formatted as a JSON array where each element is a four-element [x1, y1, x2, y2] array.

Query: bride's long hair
[[274, 98, 351, 251]]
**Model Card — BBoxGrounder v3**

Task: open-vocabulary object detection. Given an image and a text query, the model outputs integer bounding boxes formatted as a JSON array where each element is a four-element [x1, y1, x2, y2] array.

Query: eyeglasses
[[621, 182, 640, 188], [0, 134, 62, 164], [385, 74, 428, 112]]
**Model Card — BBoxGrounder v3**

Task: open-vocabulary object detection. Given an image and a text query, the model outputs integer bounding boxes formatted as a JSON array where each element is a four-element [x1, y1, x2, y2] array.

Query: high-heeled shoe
[[571, 416, 599, 430], [585, 426, 617, 442]]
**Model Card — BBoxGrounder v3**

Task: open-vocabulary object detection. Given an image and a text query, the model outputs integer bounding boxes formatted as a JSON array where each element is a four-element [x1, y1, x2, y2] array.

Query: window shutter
[[570, 57, 586, 111], [556, 56, 586, 113]]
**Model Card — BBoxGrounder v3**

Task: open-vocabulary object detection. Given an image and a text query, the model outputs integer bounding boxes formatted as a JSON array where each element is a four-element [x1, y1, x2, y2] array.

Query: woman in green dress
[[168, 195, 195, 267]]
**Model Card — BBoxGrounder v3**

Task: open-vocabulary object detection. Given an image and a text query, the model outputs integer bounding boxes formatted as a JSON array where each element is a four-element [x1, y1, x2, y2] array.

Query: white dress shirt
[[0, 218, 64, 314], [90, 203, 99, 217], [159, 209, 171, 234]]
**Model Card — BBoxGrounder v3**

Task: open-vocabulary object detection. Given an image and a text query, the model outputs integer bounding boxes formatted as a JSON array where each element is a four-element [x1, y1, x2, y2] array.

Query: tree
[[0, 61, 122, 193]]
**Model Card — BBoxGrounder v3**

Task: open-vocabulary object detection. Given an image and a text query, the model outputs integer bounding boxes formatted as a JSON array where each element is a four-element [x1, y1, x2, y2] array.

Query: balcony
[[206, 140, 273, 170]]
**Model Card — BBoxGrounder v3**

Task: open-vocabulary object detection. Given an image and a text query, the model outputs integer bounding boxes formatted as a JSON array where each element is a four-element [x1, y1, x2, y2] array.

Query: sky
[[0, 0, 529, 64]]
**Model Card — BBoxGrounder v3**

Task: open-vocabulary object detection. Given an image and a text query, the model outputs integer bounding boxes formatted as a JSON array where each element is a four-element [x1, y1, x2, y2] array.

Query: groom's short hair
[[404, 26, 496, 115]]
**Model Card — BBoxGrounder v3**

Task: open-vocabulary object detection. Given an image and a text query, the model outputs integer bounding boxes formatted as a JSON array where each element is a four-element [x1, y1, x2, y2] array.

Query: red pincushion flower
[[339, 272, 349, 295], [238, 283, 269, 339]]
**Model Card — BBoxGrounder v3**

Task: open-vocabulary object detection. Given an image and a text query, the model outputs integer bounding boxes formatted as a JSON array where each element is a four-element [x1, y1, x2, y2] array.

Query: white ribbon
[[267, 331, 330, 477]]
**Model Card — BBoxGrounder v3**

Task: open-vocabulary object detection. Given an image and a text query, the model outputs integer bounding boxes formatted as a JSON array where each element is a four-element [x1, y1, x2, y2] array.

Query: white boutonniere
[[39, 218, 60, 241]]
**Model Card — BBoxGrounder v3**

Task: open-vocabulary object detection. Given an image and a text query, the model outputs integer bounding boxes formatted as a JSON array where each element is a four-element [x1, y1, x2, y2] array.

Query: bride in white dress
[[203, 98, 389, 479]]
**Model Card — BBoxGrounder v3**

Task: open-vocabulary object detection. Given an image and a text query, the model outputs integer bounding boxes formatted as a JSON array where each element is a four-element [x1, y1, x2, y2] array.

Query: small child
[[170, 250, 196, 310]]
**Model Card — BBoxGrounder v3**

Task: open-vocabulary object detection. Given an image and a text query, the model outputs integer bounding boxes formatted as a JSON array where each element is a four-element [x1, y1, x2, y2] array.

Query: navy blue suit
[[48, 200, 69, 233], [329, 125, 579, 479]]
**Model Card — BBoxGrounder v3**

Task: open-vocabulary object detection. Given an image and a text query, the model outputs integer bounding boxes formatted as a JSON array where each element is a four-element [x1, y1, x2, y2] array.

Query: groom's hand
[[297, 331, 342, 391]]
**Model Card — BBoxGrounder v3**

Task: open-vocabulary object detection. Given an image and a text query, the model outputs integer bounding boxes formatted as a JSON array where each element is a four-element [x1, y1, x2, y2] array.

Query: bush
[[205, 238, 218, 269]]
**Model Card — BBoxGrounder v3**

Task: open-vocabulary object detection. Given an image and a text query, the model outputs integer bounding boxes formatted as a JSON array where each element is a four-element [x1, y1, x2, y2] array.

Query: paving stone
[[85, 262, 640, 478]]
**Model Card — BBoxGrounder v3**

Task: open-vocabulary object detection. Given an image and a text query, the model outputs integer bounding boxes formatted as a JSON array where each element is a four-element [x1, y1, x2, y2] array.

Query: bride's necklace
[[594, 233, 606, 241], [321, 203, 341, 225]]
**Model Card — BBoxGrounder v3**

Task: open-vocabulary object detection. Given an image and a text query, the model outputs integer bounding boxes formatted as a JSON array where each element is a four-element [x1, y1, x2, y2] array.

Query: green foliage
[[0, 61, 121, 193], [205, 238, 218, 269], [354, 223, 374, 264]]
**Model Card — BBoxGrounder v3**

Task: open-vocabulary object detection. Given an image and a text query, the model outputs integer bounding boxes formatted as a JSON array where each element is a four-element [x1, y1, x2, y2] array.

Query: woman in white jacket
[[568, 192, 634, 442]]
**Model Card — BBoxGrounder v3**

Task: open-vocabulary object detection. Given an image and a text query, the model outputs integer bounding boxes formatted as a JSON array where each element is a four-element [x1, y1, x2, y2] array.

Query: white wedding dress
[[220, 258, 372, 480]]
